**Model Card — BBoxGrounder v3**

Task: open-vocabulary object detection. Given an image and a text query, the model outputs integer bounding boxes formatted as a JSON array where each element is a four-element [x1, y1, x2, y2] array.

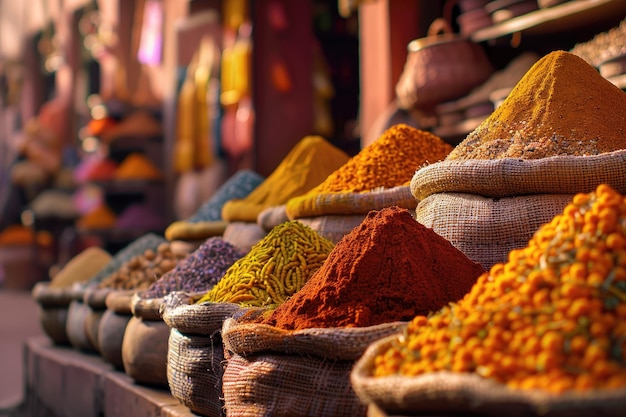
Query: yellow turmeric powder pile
[[373, 183, 626, 394], [196, 220, 334, 308], [447, 50, 626, 160], [305, 124, 452, 194], [221, 136, 349, 222]]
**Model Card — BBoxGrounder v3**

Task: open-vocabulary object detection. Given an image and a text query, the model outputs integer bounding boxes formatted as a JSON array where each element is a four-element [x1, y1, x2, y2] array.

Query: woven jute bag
[[257, 205, 290, 232], [395, 18, 493, 110], [351, 334, 626, 417], [220, 317, 406, 417], [161, 291, 256, 417], [296, 214, 366, 244], [411, 151, 626, 270], [285, 185, 417, 220]]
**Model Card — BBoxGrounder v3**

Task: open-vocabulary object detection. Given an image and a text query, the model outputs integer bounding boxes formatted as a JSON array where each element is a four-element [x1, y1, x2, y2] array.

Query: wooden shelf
[[471, 0, 626, 42]]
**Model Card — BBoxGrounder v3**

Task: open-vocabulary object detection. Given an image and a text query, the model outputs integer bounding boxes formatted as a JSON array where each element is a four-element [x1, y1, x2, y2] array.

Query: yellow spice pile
[[447, 50, 626, 160]]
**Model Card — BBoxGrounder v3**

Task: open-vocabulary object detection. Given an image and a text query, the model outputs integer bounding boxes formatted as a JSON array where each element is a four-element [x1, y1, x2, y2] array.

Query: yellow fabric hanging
[[174, 52, 198, 174], [194, 37, 216, 169], [174, 37, 218, 173]]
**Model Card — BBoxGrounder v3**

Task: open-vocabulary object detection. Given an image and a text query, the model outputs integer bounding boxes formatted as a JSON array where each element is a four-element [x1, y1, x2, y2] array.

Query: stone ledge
[[24, 337, 199, 417]]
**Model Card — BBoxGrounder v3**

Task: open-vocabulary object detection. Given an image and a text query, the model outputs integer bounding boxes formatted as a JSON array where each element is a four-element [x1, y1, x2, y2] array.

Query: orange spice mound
[[114, 153, 163, 181], [447, 50, 626, 160], [0, 225, 36, 246], [76, 205, 117, 230], [309, 124, 453, 193], [373, 184, 626, 394]]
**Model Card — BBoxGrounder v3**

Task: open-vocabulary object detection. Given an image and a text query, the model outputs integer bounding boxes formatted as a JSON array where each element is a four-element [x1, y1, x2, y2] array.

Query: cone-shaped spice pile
[[447, 50, 626, 160]]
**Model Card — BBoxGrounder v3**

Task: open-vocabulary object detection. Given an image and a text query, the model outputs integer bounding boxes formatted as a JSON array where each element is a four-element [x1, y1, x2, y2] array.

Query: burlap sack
[[411, 150, 626, 200], [257, 205, 289, 232], [222, 221, 266, 253], [351, 334, 626, 417], [296, 214, 365, 244], [130, 292, 164, 321], [411, 152, 626, 270], [220, 318, 405, 417], [416, 192, 573, 270], [168, 328, 225, 417], [285, 185, 417, 220], [161, 291, 255, 417]]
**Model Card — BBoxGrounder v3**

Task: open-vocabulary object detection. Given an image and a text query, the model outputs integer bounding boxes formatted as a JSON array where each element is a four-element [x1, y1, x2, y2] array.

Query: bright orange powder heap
[[307, 124, 453, 193]]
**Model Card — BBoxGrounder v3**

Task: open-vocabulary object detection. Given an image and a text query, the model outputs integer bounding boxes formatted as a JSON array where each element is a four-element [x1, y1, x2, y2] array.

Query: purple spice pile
[[139, 237, 246, 298]]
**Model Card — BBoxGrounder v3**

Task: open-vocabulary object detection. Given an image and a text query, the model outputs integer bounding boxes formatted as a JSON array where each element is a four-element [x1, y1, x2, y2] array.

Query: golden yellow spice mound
[[196, 220, 335, 309], [373, 183, 626, 394], [221, 136, 350, 222], [447, 50, 626, 160], [307, 124, 452, 194]]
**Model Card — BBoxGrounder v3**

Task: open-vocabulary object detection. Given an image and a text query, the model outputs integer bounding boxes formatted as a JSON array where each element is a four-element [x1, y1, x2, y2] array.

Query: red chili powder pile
[[261, 206, 485, 330]]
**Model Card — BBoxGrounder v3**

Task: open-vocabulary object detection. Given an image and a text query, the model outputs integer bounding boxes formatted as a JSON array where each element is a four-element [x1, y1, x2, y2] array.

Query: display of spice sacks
[[257, 206, 485, 330], [196, 220, 335, 309], [373, 184, 626, 394]]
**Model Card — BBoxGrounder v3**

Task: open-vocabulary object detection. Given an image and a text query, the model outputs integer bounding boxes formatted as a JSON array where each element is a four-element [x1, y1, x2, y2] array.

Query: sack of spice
[[220, 206, 484, 416], [32, 246, 112, 345], [411, 50, 626, 270], [284, 125, 451, 243], [161, 291, 254, 417], [221, 221, 267, 253], [221, 136, 350, 223], [119, 238, 246, 387], [165, 169, 265, 242], [256, 205, 289, 232], [220, 318, 405, 417], [161, 221, 336, 415], [87, 240, 192, 372], [352, 184, 626, 416], [64, 233, 168, 353]]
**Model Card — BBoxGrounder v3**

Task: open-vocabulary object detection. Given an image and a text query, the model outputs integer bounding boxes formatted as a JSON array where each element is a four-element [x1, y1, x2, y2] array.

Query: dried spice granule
[[140, 237, 246, 298], [305, 124, 453, 194], [261, 206, 485, 330]]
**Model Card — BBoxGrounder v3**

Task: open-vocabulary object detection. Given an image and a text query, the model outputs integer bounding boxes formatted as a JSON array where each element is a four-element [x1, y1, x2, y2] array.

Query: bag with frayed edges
[[161, 292, 258, 417], [286, 185, 417, 220], [351, 334, 626, 417], [411, 151, 626, 270], [220, 317, 405, 417]]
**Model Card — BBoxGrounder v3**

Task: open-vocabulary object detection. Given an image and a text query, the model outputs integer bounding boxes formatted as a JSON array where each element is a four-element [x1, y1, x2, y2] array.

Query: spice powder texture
[[261, 206, 486, 330], [447, 50, 626, 160], [305, 124, 453, 194]]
